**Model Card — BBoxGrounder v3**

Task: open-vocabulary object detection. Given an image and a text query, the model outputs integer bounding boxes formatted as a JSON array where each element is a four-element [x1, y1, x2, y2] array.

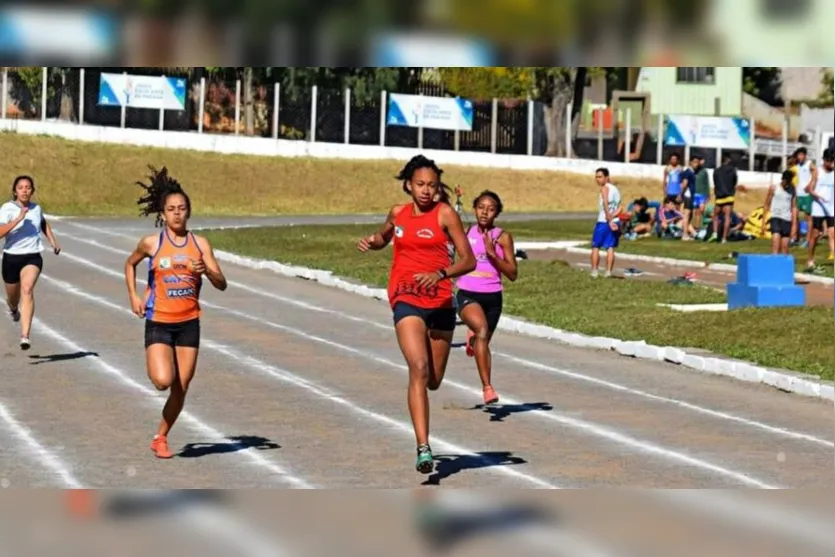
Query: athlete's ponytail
[[396, 154, 452, 205], [135, 165, 191, 227]]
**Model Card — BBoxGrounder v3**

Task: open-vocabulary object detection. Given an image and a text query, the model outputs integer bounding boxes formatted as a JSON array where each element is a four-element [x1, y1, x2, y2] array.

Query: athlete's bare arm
[[359, 203, 406, 252], [40, 217, 61, 254], [124, 234, 156, 317], [438, 203, 476, 279], [193, 234, 228, 291], [491, 231, 518, 281]]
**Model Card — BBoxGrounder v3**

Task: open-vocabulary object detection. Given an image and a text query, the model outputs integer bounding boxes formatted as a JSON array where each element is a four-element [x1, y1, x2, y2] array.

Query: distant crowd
[[616, 148, 835, 274]]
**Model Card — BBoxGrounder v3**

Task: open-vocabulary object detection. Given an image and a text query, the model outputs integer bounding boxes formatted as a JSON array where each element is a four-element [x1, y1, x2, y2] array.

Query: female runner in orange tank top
[[123, 166, 228, 459], [357, 155, 476, 474]]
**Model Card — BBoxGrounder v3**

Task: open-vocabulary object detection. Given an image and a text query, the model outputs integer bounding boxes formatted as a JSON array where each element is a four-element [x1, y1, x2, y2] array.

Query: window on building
[[676, 67, 715, 84]]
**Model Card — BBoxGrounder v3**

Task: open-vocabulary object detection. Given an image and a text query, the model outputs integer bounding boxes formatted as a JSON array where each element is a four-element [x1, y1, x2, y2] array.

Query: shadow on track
[[472, 402, 553, 423], [28, 351, 99, 364], [423, 451, 527, 486], [179, 435, 280, 458]]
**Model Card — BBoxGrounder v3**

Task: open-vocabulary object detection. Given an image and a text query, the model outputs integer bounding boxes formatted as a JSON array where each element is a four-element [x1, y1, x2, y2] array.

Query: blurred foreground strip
[[0, 489, 833, 556]]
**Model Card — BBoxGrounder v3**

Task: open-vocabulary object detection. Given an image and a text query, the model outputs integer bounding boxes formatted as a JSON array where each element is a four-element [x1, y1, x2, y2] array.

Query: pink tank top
[[455, 225, 504, 293]]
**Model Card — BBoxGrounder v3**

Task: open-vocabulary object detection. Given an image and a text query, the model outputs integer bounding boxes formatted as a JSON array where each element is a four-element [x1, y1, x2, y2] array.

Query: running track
[[0, 217, 832, 492]]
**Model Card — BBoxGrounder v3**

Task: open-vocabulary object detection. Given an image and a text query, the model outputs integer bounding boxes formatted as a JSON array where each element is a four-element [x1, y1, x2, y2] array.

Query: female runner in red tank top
[[357, 155, 476, 475], [124, 166, 228, 459]]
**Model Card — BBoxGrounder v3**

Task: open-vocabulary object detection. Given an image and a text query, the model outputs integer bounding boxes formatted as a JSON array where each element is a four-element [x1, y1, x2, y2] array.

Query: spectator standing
[[680, 155, 700, 240], [795, 147, 817, 247], [805, 149, 834, 271], [708, 154, 738, 243], [590, 168, 623, 278], [762, 170, 797, 255], [693, 155, 710, 234], [663, 153, 683, 203]]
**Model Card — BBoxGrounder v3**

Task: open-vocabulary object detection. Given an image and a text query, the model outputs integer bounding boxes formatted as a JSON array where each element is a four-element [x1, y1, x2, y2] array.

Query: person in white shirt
[[590, 167, 623, 278], [805, 149, 835, 271], [0, 176, 61, 350]]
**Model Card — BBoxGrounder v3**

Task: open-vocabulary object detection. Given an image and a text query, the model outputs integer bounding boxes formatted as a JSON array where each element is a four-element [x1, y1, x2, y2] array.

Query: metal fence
[[1, 67, 825, 173]]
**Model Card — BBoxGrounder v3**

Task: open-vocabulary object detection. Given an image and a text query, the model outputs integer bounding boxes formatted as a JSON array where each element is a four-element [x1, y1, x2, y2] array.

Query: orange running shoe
[[150, 435, 174, 459], [483, 385, 499, 405], [465, 329, 475, 357]]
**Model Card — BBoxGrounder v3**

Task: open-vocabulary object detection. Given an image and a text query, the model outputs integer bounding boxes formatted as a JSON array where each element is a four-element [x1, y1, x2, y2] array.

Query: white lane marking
[[28, 309, 312, 489], [47, 253, 778, 489], [39, 272, 559, 489], [56, 228, 833, 449], [495, 353, 833, 448], [0, 401, 83, 488]]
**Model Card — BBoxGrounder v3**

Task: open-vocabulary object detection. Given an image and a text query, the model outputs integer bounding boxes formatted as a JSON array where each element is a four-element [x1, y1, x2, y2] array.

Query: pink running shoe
[[483, 385, 499, 405]]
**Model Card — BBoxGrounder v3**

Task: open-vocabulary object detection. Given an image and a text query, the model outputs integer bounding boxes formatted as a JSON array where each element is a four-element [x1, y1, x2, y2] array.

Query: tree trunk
[[58, 69, 76, 122], [244, 67, 254, 135], [543, 70, 577, 157]]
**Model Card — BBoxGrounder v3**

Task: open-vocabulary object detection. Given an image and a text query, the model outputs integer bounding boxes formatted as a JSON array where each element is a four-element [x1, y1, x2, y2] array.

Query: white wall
[[0, 117, 782, 188]]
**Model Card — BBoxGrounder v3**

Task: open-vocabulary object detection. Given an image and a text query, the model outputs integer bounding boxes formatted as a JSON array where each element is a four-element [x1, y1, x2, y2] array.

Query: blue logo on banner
[[98, 76, 120, 106]]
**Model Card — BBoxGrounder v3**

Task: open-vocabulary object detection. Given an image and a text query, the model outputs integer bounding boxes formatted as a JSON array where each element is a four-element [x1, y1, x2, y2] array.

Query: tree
[[438, 67, 592, 157], [819, 69, 833, 106], [742, 67, 781, 105]]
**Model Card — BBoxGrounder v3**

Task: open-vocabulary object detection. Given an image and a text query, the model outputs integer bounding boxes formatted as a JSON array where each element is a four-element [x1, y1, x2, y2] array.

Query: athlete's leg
[[458, 303, 492, 389], [395, 314, 433, 449], [590, 247, 600, 275], [807, 220, 820, 267], [426, 329, 453, 391], [4, 282, 20, 318], [18, 264, 41, 343], [156, 345, 198, 440], [145, 341, 177, 458]]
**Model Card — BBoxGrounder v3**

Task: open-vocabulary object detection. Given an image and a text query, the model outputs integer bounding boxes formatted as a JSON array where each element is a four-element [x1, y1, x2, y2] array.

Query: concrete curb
[[562, 246, 835, 286], [213, 249, 834, 403]]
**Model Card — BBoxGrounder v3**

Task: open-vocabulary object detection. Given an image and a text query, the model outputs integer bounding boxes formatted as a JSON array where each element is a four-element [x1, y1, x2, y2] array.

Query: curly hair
[[135, 165, 191, 227], [472, 190, 504, 216], [395, 154, 452, 204]]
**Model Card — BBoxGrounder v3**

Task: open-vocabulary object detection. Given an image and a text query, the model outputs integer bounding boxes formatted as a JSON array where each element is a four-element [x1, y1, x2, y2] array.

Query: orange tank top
[[387, 203, 454, 309], [145, 229, 203, 324]]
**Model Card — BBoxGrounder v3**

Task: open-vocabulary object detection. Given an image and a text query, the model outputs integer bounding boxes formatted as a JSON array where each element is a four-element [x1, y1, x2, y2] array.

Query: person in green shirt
[[692, 155, 711, 235]]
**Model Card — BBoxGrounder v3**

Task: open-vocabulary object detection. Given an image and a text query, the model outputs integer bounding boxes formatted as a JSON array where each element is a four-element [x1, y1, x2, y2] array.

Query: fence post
[[379, 90, 387, 146], [41, 67, 47, 121], [198, 77, 205, 133], [781, 117, 788, 170], [490, 98, 498, 154], [1, 68, 7, 119], [624, 109, 631, 163], [234, 79, 241, 135], [597, 105, 604, 160], [417, 93, 423, 149], [344, 87, 350, 144], [564, 102, 572, 158], [748, 117, 755, 171], [272, 83, 280, 139], [656, 114, 663, 165], [454, 95, 460, 150], [158, 75, 165, 131], [120, 71, 127, 128], [310, 85, 318, 142], [78, 68, 85, 125], [526, 96, 533, 156]]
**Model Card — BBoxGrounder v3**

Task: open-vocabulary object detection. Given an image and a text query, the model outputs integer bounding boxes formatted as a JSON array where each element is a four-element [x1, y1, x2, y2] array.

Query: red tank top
[[145, 229, 203, 324], [387, 203, 453, 309]]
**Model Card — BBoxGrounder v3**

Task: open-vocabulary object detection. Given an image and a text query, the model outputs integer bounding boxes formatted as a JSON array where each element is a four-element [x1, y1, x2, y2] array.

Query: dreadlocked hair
[[395, 154, 452, 205], [135, 165, 191, 228]]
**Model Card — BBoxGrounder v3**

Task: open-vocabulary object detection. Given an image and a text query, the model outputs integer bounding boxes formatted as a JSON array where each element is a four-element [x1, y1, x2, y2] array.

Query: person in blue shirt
[[680, 155, 700, 240], [663, 153, 683, 203]]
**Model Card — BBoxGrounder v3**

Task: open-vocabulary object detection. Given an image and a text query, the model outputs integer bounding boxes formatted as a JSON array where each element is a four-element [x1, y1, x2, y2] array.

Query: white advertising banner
[[664, 115, 752, 149], [387, 93, 473, 131], [98, 73, 187, 111]]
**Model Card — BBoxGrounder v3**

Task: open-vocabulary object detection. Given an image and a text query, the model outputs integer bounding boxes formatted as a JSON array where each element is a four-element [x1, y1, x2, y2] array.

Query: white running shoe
[[20, 337, 30, 350]]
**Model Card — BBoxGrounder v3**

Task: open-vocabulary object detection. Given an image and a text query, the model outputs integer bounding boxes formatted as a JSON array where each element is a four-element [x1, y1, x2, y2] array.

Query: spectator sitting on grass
[[657, 196, 684, 239], [623, 197, 656, 239], [704, 209, 746, 241]]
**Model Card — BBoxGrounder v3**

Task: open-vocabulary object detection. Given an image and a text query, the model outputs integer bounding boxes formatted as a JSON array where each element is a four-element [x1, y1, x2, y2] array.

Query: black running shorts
[[144, 318, 201, 349], [456, 290, 504, 333], [1, 252, 43, 284]]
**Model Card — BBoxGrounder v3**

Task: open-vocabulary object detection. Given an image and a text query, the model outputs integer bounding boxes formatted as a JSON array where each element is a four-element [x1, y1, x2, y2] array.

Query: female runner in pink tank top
[[455, 191, 518, 405]]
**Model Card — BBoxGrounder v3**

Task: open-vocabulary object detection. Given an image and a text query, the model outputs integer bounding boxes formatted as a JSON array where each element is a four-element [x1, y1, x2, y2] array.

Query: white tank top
[[811, 170, 834, 218], [796, 161, 813, 194], [769, 185, 794, 222], [597, 183, 621, 223]]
